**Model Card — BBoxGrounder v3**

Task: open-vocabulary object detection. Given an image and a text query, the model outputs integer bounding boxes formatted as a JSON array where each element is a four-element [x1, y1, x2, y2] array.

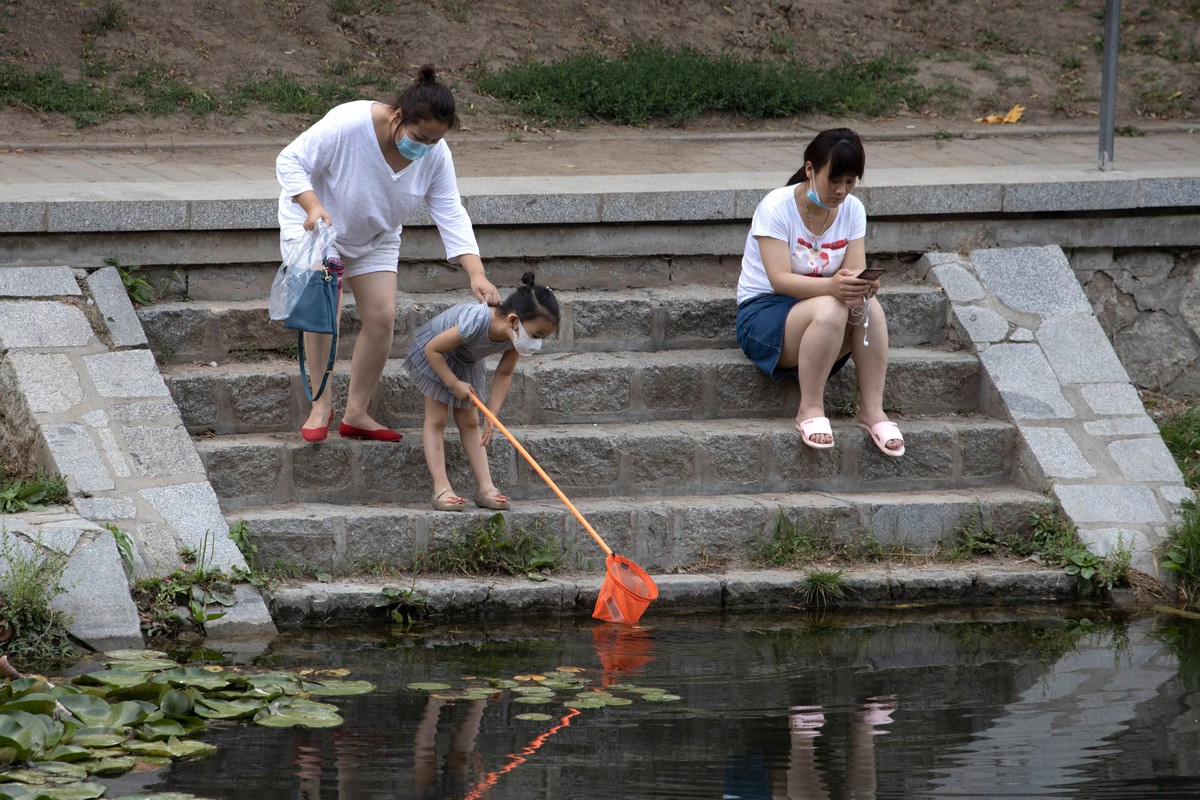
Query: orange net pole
[[469, 393, 612, 556]]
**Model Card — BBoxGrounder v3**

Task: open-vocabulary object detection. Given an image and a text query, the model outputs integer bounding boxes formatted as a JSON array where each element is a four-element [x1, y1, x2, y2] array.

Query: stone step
[[139, 284, 948, 365], [199, 415, 1014, 511], [166, 346, 981, 434], [227, 485, 1048, 575]]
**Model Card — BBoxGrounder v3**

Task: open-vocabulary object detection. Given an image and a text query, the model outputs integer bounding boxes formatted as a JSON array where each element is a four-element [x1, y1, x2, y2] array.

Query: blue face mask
[[806, 172, 833, 210], [396, 135, 432, 161]]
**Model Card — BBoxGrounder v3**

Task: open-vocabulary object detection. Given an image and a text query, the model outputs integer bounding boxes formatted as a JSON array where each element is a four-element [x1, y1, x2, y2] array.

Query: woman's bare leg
[[342, 270, 397, 431], [779, 296, 851, 445], [848, 297, 901, 451]]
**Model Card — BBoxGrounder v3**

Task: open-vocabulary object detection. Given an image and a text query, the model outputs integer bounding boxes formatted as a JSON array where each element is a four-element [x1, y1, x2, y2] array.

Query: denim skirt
[[736, 293, 850, 382]]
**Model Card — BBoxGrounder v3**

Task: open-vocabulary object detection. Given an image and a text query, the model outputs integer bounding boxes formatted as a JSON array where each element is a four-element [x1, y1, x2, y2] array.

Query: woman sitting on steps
[[734, 127, 904, 456]]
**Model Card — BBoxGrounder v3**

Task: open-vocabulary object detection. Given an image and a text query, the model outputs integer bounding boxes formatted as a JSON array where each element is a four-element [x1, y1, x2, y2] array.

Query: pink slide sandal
[[858, 420, 905, 457], [796, 416, 835, 450]]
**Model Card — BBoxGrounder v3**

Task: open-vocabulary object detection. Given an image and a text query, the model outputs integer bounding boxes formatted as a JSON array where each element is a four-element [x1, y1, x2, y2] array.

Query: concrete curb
[[267, 564, 1083, 626]]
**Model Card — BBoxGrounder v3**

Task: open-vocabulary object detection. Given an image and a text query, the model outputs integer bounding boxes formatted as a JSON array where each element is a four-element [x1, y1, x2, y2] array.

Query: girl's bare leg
[[453, 404, 503, 500], [423, 396, 459, 498]]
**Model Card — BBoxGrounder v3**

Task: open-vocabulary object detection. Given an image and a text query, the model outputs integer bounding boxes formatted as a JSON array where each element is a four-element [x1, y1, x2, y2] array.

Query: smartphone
[[856, 267, 886, 281]]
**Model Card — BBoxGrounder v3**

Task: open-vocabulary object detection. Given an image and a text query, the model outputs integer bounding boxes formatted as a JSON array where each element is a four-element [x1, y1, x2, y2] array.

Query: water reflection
[[100, 607, 1200, 799]]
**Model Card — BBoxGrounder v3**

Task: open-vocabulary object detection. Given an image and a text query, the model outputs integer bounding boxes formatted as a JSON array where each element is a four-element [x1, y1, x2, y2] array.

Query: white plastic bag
[[269, 221, 339, 321]]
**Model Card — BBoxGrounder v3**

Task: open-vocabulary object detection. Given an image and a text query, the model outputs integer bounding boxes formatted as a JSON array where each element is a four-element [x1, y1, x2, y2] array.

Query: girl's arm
[[479, 349, 520, 446], [759, 236, 874, 305], [423, 327, 474, 401]]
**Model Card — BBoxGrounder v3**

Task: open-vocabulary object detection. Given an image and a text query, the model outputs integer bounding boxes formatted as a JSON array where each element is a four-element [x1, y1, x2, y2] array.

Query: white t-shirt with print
[[736, 186, 867, 305]]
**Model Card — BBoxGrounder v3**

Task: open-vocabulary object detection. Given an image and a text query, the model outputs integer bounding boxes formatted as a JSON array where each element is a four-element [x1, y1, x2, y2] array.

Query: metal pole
[[1098, 0, 1121, 170]]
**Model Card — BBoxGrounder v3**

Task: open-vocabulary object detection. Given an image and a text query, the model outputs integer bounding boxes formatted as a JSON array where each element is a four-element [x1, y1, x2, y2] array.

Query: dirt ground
[[1, 0, 1197, 148]]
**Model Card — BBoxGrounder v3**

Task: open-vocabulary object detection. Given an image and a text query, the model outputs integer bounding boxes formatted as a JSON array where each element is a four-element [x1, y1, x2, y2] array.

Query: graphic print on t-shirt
[[792, 236, 851, 277]]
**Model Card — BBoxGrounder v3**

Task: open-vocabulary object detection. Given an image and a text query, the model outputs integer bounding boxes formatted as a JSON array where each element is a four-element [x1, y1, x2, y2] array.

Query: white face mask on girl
[[511, 319, 542, 356]]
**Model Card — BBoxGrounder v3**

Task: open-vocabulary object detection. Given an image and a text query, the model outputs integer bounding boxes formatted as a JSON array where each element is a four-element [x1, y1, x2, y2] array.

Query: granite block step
[[227, 485, 1048, 575], [139, 284, 948, 364], [198, 415, 1015, 511], [166, 346, 981, 434]]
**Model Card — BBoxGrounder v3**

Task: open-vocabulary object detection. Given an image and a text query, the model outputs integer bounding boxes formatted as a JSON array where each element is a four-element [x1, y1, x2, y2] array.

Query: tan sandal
[[474, 488, 511, 511], [432, 488, 467, 512]]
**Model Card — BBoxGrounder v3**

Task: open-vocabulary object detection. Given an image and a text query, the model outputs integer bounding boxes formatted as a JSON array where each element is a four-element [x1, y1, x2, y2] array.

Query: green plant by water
[[1161, 499, 1200, 609], [425, 513, 561, 580], [0, 532, 78, 667]]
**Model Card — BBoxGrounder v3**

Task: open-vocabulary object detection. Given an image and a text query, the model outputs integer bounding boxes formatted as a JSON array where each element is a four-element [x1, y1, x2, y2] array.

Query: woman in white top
[[735, 128, 903, 456], [277, 64, 499, 443]]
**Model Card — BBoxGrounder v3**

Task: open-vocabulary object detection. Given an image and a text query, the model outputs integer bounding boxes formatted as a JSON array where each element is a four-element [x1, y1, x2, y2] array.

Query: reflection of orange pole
[[461, 708, 581, 800], [469, 393, 611, 556]]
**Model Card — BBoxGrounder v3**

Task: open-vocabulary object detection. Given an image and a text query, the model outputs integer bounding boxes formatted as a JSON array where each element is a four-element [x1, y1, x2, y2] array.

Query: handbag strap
[[295, 265, 341, 403], [297, 327, 338, 403]]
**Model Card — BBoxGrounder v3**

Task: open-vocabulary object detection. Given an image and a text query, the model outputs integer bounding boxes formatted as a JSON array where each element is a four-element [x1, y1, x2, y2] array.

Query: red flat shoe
[[301, 410, 334, 443], [338, 422, 402, 442]]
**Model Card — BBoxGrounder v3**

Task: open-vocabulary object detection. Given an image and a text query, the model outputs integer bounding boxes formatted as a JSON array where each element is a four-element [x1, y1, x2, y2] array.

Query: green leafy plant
[[0, 471, 68, 513], [798, 569, 846, 608], [1162, 499, 1200, 609], [374, 585, 429, 629], [1027, 506, 1131, 597], [1159, 405, 1200, 491], [104, 522, 137, 579], [0, 531, 78, 666], [104, 256, 155, 306], [228, 521, 258, 568]]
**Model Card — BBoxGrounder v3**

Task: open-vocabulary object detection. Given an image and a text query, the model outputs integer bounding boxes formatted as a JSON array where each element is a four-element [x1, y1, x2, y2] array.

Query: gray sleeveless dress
[[403, 302, 514, 408]]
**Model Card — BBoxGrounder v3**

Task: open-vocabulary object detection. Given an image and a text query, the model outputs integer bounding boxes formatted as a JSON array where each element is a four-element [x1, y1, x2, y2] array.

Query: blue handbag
[[284, 257, 343, 402]]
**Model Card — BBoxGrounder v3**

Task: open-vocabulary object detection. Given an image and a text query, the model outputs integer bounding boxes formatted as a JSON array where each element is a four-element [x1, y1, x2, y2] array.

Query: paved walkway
[[3, 122, 1199, 187]]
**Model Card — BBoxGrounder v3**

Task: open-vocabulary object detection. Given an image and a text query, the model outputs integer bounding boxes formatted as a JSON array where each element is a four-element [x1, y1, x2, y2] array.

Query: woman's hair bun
[[415, 64, 439, 85], [520, 271, 536, 288]]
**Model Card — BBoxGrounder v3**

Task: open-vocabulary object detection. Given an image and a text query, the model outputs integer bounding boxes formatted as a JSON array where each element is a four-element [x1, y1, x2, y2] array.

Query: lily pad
[[514, 713, 554, 721], [191, 698, 262, 721], [122, 737, 216, 760], [103, 650, 170, 661], [136, 720, 189, 741], [511, 686, 554, 696], [149, 669, 231, 691], [301, 680, 375, 697], [512, 696, 554, 705], [601, 697, 633, 706], [80, 756, 136, 777], [0, 694, 59, 716], [68, 728, 131, 749], [568, 698, 606, 709], [641, 693, 682, 702], [28, 783, 107, 799], [29, 762, 88, 779], [252, 699, 343, 729], [104, 659, 181, 673], [406, 682, 451, 692], [35, 745, 92, 764], [57, 696, 155, 728]]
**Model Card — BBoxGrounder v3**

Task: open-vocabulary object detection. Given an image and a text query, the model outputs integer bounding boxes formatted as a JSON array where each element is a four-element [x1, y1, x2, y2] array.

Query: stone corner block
[[86, 266, 149, 347]]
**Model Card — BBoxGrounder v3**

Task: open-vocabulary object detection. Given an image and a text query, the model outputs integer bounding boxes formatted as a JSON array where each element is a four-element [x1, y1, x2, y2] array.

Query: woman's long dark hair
[[786, 128, 865, 186]]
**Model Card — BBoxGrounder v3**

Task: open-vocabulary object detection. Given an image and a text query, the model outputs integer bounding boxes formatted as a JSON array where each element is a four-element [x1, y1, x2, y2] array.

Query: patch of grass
[[1116, 125, 1145, 137], [424, 513, 560, 579], [87, 1, 129, 35], [1162, 500, 1200, 609], [229, 72, 367, 114], [798, 569, 846, 608], [121, 65, 219, 116], [0, 530, 79, 667], [0, 63, 126, 127], [750, 509, 833, 567], [1027, 506, 1131, 597], [477, 41, 928, 126], [1159, 405, 1200, 491]]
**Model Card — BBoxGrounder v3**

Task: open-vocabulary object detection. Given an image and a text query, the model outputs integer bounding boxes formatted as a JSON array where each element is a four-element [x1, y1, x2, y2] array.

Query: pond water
[[96, 604, 1200, 800]]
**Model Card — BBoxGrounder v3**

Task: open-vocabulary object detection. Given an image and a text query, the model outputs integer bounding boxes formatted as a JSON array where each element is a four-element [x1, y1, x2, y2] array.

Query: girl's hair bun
[[520, 271, 536, 289], [415, 64, 439, 85]]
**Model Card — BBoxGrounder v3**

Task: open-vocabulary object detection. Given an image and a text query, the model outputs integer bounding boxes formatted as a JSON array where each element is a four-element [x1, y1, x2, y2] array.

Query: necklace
[[802, 182, 832, 259]]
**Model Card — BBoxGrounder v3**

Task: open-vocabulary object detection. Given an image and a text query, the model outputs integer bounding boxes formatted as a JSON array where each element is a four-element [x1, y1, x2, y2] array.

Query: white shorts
[[278, 233, 401, 280]]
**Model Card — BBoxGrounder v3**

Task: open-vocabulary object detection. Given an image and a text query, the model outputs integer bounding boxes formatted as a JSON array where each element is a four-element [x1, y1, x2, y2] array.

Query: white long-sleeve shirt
[[276, 100, 478, 263]]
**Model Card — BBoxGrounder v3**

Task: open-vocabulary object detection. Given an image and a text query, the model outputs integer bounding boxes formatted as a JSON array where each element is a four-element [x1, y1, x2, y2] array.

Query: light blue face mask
[[396, 135, 432, 161], [805, 169, 833, 210]]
